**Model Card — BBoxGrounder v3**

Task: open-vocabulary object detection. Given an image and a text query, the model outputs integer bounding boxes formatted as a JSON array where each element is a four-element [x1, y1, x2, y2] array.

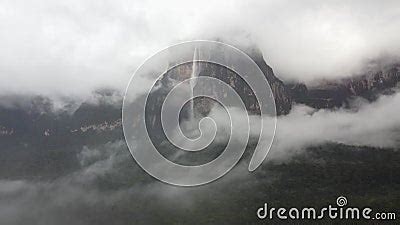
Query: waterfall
[[188, 47, 200, 122]]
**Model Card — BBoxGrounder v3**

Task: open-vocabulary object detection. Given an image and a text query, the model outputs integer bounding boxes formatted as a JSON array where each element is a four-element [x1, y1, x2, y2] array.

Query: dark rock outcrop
[[289, 64, 400, 108], [156, 46, 292, 116], [246, 47, 292, 115], [1, 50, 400, 146]]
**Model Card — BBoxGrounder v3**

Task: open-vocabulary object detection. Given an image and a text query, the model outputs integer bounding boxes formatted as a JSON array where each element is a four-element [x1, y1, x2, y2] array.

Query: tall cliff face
[[156, 46, 293, 116], [139, 47, 294, 146], [289, 64, 400, 108], [245, 47, 292, 115], [2, 50, 400, 145]]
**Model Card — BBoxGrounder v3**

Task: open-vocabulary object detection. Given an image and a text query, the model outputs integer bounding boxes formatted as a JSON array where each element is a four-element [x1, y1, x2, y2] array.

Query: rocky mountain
[[1, 50, 400, 144], [152, 46, 293, 116], [1, 49, 400, 180], [289, 64, 400, 108], [246, 47, 292, 114], [0, 45, 399, 225], [0, 90, 122, 147]]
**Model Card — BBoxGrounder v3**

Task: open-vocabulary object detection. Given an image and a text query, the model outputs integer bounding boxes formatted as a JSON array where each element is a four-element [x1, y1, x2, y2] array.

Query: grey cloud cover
[[0, 0, 400, 97], [207, 90, 400, 162]]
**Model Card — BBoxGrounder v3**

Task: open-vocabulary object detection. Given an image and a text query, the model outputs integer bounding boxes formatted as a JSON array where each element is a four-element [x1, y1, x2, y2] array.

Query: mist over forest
[[1, 0, 400, 224]]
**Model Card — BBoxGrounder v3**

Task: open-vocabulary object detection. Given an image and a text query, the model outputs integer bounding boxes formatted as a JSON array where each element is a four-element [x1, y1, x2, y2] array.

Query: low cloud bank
[[206, 90, 400, 161], [1, 91, 400, 224]]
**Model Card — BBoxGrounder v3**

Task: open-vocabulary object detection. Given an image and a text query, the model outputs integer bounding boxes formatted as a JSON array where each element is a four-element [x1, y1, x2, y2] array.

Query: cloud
[[206, 90, 400, 162], [1, 92, 400, 224], [0, 139, 253, 225], [0, 141, 150, 225], [0, 0, 399, 98]]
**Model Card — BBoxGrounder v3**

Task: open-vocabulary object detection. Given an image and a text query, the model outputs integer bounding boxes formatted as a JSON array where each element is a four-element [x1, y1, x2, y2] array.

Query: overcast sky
[[1, 0, 400, 98]]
